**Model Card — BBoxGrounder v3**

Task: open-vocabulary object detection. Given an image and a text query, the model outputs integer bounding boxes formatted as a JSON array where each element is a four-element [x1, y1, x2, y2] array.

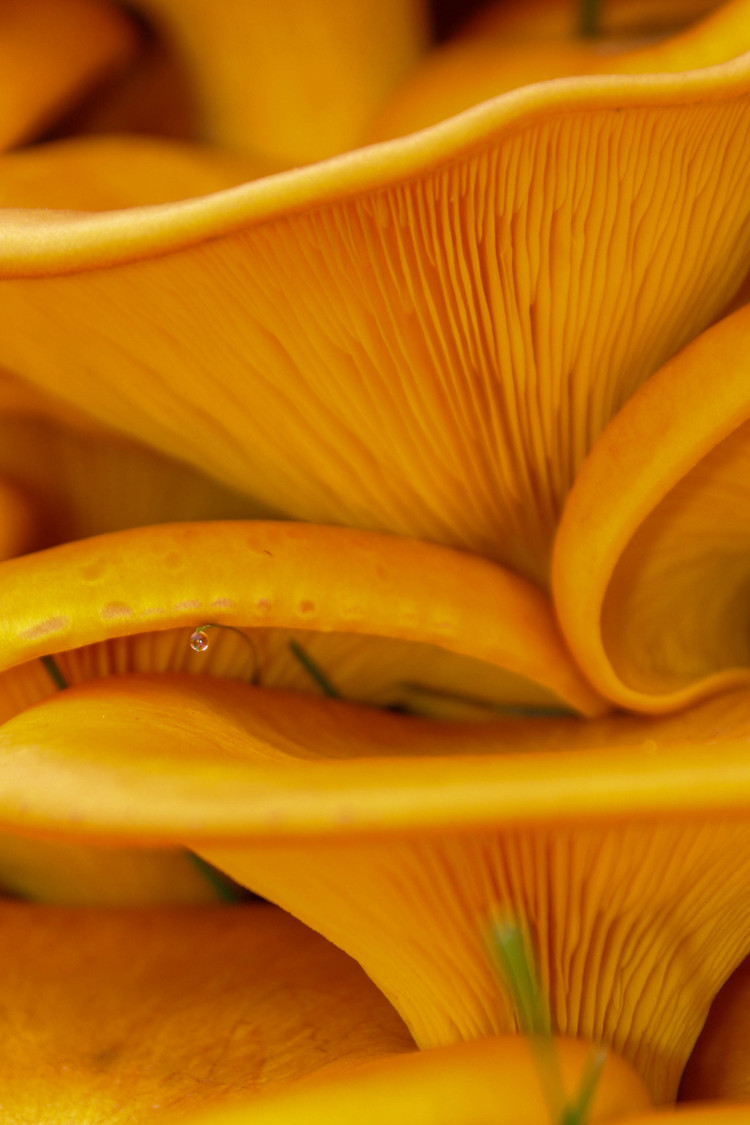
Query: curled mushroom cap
[[554, 303, 750, 713], [368, 0, 750, 141], [0, 516, 600, 902], [0, 0, 138, 152], [0, 520, 604, 719], [123, 0, 428, 165], [1, 56, 750, 583], [0, 901, 414, 1123], [165, 1035, 651, 1125], [4, 668, 750, 1102]]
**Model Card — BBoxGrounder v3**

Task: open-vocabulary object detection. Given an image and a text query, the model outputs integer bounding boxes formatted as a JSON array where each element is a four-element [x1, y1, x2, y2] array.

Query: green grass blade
[[491, 917, 549, 1035], [188, 853, 243, 903], [288, 639, 340, 698], [580, 0, 600, 36], [41, 654, 67, 690], [490, 917, 566, 1124], [562, 1046, 607, 1125]]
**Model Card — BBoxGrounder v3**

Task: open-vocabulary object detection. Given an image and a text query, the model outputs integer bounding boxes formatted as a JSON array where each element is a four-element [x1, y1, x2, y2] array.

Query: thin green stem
[[188, 853, 243, 902], [191, 623, 260, 682], [562, 1047, 607, 1125], [579, 0, 600, 37], [490, 918, 565, 1124], [399, 682, 571, 717], [288, 639, 340, 698], [491, 918, 550, 1035], [489, 916, 605, 1125], [41, 654, 67, 690]]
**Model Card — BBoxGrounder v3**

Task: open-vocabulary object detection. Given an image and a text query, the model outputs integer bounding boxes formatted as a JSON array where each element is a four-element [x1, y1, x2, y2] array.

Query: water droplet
[[190, 628, 209, 653]]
